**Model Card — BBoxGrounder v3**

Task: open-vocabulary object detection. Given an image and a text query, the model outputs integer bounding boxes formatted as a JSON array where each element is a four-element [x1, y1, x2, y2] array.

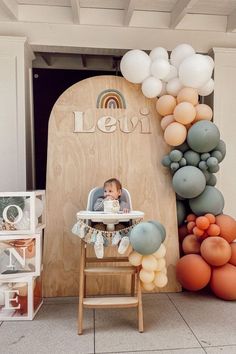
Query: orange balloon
[[210, 263, 236, 300], [200, 236, 231, 266], [160, 115, 174, 130], [215, 214, 236, 243], [196, 216, 210, 230], [205, 213, 216, 224], [186, 214, 197, 222], [173, 102, 196, 125], [182, 234, 201, 254], [207, 223, 220, 236], [229, 243, 236, 266], [164, 122, 187, 146], [187, 221, 196, 233], [156, 95, 177, 116], [193, 226, 204, 237], [194, 104, 213, 122], [176, 254, 211, 291], [177, 87, 199, 106]]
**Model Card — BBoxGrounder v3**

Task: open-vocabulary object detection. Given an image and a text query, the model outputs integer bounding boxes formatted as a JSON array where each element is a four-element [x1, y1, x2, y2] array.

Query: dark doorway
[[33, 68, 120, 189]]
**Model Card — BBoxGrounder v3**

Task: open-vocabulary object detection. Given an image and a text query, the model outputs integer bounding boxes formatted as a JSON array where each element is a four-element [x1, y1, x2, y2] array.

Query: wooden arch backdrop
[[43, 76, 181, 297]]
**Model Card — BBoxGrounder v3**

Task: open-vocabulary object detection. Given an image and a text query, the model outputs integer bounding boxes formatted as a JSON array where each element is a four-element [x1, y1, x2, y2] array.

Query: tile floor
[[0, 291, 236, 354]]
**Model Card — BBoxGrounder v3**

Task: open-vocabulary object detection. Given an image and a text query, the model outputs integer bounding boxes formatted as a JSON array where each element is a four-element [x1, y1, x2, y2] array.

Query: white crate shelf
[[0, 275, 43, 320], [0, 233, 42, 279], [0, 191, 46, 235]]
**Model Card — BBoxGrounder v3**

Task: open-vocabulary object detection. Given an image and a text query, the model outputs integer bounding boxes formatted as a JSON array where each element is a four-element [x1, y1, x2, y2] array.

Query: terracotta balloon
[[156, 95, 177, 116], [210, 263, 236, 300], [178, 224, 189, 242], [194, 104, 213, 122], [174, 102, 196, 125], [164, 122, 187, 146], [176, 254, 211, 291], [160, 114, 174, 130], [200, 236, 231, 266], [229, 243, 236, 266], [205, 213, 216, 224], [215, 214, 236, 243], [196, 216, 210, 230], [177, 87, 199, 106], [182, 234, 200, 254], [207, 223, 220, 236]]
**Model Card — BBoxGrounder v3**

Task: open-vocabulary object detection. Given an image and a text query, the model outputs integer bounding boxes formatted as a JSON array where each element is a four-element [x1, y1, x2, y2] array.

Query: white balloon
[[205, 55, 215, 69], [120, 49, 151, 84], [170, 44, 195, 68], [162, 65, 178, 82], [158, 82, 167, 97], [198, 78, 215, 96], [179, 54, 213, 89], [149, 47, 168, 61], [166, 77, 183, 96], [141, 76, 162, 98], [15, 211, 30, 230], [151, 59, 170, 80]]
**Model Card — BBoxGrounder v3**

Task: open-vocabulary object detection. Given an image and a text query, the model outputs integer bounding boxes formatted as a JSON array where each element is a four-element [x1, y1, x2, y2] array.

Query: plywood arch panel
[[43, 75, 181, 297]]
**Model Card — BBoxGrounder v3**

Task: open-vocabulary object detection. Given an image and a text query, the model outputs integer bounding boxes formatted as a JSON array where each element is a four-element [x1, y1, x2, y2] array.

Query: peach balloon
[[176, 254, 211, 291], [210, 263, 236, 300], [182, 234, 201, 254], [156, 95, 177, 116], [174, 102, 196, 125], [142, 281, 155, 291], [200, 236, 232, 266], [177, 87, 199, 106], [160, 114, 174, 130], [194, 104, 213, 122], [229, 243, 236, 266], [164, 122, 187, 146], [139, 269, 155, 283], [215, 214, 236, 243]]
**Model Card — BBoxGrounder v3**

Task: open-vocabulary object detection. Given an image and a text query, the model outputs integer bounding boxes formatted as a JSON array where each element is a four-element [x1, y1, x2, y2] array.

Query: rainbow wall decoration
[[96, 89, 126, 109]]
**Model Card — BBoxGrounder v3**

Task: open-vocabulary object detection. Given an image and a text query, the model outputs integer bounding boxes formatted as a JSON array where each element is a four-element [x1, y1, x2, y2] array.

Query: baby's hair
[[104, 178, 122, 190]]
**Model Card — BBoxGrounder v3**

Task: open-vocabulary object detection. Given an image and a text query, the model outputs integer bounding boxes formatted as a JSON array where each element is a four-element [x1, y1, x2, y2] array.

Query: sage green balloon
[[206, 157, 218, 168], [214, 139, 226, 159], [172, 166, 206, 199], [176, 200, 187, 226], [169, 149, 183, 162], [187, 120, 220, 153], [189, 186, 224, 216], [201, 152, 210, 161], [184, 150, 200, 166], [198, 161, 208, 171], [211, 150, 223, 163], [148, 220, 166, 242], [176, 142, 189, 153], [207, 173, 217, 186], [130, 222, 163, 255], [162, 155, 171, 167], [179, 157, 187, 167], [170, 162, 179, 172]]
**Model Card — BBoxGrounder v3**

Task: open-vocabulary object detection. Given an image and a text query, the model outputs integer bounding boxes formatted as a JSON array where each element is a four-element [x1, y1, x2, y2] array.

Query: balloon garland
[[120, 44, 236, 300]]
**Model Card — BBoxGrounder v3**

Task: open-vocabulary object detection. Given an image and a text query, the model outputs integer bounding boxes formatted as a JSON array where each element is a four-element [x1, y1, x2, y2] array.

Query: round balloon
[[187, 120, 220, 153], [177, 87, 199, 106], [189, 186, 225, 216], [148, 220, 166, 242], [210, 263, 236, 300], [130, 222, 163, 255], [149, 47, 168, 61], [160, 115, 174, 130], [120, 49, 151, 84], [151, 58, 170, 80], [179, 54, 213, 89], [170, 44, 195, 68], [164, 122, 187, 146], [198, 78, 214, 96], [166, 77, 183, 96], [156, 95, 177, 116], [194, 104, 213, 122], [172, 166, 206, 198], [141, 76, 162, 98]]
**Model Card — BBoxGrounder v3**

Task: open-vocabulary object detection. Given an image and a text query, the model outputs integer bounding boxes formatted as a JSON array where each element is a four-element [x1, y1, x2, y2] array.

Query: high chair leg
[[137, 272, 144, 333], [78, 241, 86, 335]]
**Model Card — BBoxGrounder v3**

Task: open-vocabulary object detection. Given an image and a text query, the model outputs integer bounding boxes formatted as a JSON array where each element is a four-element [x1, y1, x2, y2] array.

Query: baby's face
[[104, 182, 121, 200]]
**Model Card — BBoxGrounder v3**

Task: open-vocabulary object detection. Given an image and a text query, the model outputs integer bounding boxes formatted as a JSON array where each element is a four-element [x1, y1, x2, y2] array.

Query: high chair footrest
[[84, 266, 136, 275], [83, 296, 138, 308]]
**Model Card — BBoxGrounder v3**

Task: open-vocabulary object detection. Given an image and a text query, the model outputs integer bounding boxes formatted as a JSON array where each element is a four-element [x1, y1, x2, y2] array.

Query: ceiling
[[1, 0, 236, 70]]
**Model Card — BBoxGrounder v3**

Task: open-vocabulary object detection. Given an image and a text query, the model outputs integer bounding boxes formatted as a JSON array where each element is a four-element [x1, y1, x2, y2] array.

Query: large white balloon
[[162, 65, 178, 82], [149, 47, 168, 61], [141, 76, 162, 98], [179, 54, 213, 89], [205, 55, 215, 69], [151, 59, 170, 80], [120, 49, 151, 84], [198, 78, 215, 96], [170, 44, 195, 68], [166, 77, 183, 96]]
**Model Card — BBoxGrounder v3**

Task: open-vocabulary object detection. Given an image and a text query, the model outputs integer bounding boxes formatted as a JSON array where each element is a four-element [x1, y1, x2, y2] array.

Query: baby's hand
[[122, 208, 129, 213]]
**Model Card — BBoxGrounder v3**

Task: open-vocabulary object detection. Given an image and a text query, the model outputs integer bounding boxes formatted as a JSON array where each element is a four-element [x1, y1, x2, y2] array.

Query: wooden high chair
[[78, 240, 143, 334], [78, 187, 143, 335]]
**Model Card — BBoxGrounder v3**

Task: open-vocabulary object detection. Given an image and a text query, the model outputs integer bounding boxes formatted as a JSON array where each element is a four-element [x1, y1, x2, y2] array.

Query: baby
[[93, 178, 129, 213], [93, 178, 130, 258]]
